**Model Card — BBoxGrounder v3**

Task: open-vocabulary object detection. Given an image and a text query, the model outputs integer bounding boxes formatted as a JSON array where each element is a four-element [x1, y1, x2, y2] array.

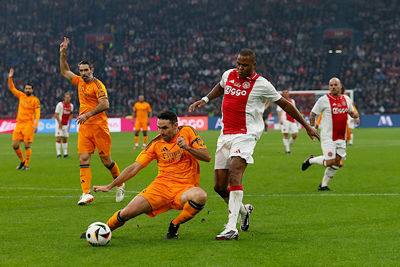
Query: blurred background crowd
[[1, 0, 399, 118]]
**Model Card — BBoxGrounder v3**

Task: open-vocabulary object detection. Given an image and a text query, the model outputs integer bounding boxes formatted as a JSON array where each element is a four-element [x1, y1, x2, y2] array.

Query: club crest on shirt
[[242, 82, 251, 89]]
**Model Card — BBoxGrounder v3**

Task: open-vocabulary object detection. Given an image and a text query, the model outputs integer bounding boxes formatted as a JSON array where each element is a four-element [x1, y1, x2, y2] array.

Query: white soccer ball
[[86, 222, 112, 246]]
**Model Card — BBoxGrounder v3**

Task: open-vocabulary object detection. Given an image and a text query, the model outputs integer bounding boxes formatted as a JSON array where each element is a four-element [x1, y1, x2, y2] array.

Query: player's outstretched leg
[[167, 188, 207, 239]]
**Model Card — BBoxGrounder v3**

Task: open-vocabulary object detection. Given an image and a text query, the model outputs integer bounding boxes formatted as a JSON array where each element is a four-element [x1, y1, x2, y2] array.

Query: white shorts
[[214, 134, 257, 169], [280, 121, 298, 134], [321, 139, 346, 160], [55, 125, 70, 137]]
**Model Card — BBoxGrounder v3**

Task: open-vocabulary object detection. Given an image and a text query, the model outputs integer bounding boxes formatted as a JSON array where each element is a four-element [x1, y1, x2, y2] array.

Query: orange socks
[[134, 136, 139, 145], [80, 164, 92, 194], [14, 147, 24, 163], [24, 147, 31, 167], [143, 136, 148, 144], [107, 161, 122, 187], [172, 200, 204, 226], [106, 210, 126, 231]]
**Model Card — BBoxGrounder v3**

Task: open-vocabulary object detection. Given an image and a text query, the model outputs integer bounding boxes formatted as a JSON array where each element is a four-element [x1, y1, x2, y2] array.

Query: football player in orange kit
[[8, 68, 40, 170], [132, 95, 152, 149], [59, 37, 124, 205], [88, 111, 211, 239]]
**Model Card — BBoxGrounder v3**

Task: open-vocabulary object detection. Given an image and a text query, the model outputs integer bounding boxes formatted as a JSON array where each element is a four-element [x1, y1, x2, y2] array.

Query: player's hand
[[60, 37, 69, 53], [177, 136, 190, 150], [306, 126, 320, 141], [355, 118, 360, 124], [76, 114, 89, 124], [33, 126, 38, 133], [59, 125, 63, 130], [8, 68, 14, 78], [188, 100, 206, 112], [93, 185, 111, 193]]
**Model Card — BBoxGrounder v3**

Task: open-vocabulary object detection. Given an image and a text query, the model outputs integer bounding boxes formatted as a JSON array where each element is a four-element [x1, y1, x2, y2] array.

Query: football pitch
[[1, 128, 399, 266]]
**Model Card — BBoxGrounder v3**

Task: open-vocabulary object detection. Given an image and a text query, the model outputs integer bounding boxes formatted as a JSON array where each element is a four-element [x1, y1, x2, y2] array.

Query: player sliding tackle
[[88, 111, 211, 239], [189, 48, 320, 240], [302, 77, 359, 191]]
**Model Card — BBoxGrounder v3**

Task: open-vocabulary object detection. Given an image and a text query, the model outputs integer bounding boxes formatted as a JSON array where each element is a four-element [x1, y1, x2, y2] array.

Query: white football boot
[[240, 204, 254, 231], [216, 226, 239, 240], [116, 183, 125, 203], [77, 193, 94, 205]]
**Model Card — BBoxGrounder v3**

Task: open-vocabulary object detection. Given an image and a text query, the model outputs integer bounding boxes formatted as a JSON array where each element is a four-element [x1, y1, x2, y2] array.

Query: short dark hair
[[157, 110, 178, 124], [24, 83, 34, 90], [78, 60, 93, 69], [239, 48, 256, 62]]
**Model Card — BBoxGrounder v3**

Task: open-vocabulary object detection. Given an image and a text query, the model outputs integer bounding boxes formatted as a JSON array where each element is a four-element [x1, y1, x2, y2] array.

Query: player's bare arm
[[93, 162, 144, 192], [275, 97, 320, 141], [349, 110, 359, 120], [68, 113, 73, 129], [177, 136, 211, 162], [54, 112, 62, 129], [189, 83, 224, 112], [309, 112, 317, 127], [59, 37, 75, 82], [277, 111, 283, 124], [76, 98, 109, 124], [8, 68, 14, 78]]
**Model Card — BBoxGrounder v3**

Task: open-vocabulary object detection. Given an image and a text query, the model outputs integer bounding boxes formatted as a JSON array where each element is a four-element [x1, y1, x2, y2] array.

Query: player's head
[[237, 48, 256, 79], [329, 77, 342, 97], [64, 92, 71, 104], [282, 89, 289, 99], [24, 83, 34, 96], [78, 60, 94, 82], [157, 110, 178, 142], [138, 95, 144, 102]]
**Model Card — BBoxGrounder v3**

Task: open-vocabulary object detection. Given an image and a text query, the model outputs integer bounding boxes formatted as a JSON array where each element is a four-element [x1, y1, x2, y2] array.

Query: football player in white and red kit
[[302, 77, 359, 191], [277, 89, 298, 154], [189, 49, 319, 240], [54, 92, 74, 158]]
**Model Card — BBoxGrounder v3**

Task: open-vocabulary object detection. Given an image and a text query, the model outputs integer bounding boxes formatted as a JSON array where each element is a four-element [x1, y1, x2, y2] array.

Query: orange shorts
[[138, 179, 194, 217], [78, 123, 111, 156], [135, 119, 148, 131], [12, 123, 34, 143]]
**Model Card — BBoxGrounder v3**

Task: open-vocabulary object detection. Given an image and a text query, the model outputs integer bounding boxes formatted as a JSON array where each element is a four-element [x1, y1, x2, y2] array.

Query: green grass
[[1, 128, 400, 266]]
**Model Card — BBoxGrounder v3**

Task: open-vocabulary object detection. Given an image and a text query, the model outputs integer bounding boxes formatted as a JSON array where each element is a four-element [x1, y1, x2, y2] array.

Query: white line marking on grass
[[1, 187, 400, 197]]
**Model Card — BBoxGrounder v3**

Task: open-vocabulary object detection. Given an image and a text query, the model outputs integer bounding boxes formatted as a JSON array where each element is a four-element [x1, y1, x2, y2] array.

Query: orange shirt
[[134, 102, 152, 121], [72, 75, 108, 126], [136, 126, 206, 186], [8, 78, 40, 125]]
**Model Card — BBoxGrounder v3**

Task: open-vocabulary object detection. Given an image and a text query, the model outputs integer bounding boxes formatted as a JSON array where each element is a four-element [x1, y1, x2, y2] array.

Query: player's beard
[[25, 92, 32, 96]]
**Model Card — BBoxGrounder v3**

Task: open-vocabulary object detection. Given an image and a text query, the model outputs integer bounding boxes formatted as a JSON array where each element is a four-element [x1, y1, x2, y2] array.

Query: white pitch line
[[1, 187, 400, 197]]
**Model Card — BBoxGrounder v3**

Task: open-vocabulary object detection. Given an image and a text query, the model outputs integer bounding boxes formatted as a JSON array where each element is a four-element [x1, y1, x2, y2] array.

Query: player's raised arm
[[34, 101, 40, 133], [275, 97, 320, 141], [8, 68, 23, 98], [93, 161, 145, 192], [189, 83, 224, 112], [59, 37, 75, 82]]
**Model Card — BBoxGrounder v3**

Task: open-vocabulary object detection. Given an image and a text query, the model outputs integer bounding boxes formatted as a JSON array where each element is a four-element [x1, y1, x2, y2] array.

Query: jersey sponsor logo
[[242, 82, 250, 89], [224, 86, 247, 96], [332, 107, 349, 114]]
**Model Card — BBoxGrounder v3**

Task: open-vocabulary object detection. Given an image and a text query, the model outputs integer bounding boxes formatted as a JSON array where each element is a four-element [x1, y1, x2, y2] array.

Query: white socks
[[62, 143, 68, 155], [223, 196, 246, 215], [310, 156, 325, 166], [56, 142, 61, 155], [227, 188, 244, 230], [289, 137, 294, 146], [321, 166, 338, 186], [283, 138, 290, 152]]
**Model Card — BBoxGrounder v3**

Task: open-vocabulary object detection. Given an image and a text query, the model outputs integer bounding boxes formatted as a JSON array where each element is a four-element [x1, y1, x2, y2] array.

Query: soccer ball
[[85, 222, 112, 246]]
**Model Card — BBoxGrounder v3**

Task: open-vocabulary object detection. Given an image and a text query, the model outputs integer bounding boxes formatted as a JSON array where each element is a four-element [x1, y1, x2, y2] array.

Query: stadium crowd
[[1, 0, 399, 118]]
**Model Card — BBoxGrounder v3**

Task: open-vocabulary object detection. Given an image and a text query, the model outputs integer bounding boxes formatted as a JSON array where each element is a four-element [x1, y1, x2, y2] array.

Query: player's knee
[[79, 155, 90, 164], [12, 144, 19, 150], [214, 183, 227, 194], [192, 189, 207, 204]]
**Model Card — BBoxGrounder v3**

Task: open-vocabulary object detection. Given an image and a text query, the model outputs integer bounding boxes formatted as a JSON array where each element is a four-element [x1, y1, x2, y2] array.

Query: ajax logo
[[242, 82, 250, 89]]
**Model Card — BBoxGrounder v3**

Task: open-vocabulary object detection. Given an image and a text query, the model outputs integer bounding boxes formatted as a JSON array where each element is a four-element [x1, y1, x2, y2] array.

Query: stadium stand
[[1, 0, 399, 117]]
